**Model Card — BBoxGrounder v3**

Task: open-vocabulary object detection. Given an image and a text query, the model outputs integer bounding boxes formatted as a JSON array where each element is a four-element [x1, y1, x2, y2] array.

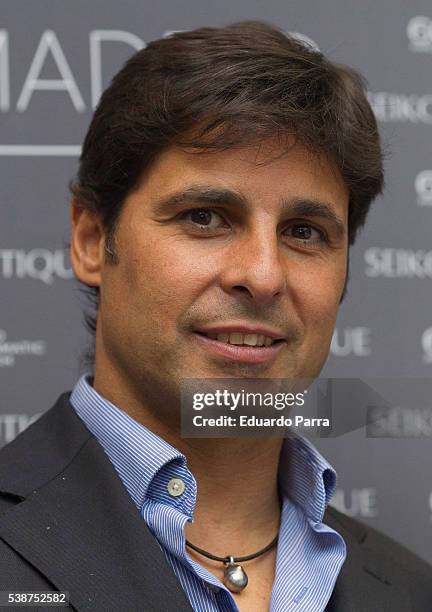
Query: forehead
[[132, 137, 349, 216]]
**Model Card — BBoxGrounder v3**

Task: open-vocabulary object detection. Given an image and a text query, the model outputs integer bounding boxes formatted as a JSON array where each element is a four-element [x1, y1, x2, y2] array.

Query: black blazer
[[0, 393, 431, 611]]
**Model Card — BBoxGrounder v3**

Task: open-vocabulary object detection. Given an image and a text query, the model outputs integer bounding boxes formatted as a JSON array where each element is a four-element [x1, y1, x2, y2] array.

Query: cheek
[[121, 238, 215, 319], [294, 261, 346, 331]]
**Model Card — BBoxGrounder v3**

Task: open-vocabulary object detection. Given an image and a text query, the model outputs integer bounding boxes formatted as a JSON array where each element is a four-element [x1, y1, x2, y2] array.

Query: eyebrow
[[152, 184, 346, 237]]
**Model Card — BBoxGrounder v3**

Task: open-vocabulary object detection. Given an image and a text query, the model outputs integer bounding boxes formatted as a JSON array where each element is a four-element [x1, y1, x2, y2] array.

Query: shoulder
[[325, 504, 432, 609], [0, 393, 93, 592], [326, 504, 432, 575], [0, 391, 92, 500]]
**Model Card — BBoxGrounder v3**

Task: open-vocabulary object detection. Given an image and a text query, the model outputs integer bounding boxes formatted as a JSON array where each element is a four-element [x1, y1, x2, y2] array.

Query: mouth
[[194, 331, 286, 364]]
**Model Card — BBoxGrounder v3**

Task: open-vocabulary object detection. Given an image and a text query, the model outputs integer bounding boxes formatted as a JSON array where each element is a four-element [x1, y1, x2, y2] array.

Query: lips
[[198, 331, 280, 347], [194, 331, 286, 364]]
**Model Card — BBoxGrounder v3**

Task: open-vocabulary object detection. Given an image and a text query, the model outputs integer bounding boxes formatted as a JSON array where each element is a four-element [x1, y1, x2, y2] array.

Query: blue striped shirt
[[70, 375, 346, 611]]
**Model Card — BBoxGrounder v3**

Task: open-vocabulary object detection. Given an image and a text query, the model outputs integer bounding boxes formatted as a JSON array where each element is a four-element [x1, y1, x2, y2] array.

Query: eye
[[284, 223, 326, 245], [181, 208, 229, 230]]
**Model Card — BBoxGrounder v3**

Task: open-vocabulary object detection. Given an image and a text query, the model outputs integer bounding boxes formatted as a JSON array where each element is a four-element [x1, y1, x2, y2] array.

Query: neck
[[180, 436, 283, 556]]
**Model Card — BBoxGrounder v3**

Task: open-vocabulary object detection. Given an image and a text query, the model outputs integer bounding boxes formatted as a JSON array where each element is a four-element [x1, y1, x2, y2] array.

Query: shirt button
[[167, 478, 185, 497]]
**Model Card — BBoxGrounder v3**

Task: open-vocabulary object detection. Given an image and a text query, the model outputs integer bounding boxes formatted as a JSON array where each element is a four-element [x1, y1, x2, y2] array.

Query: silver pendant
[[223, 557, 248, 593]]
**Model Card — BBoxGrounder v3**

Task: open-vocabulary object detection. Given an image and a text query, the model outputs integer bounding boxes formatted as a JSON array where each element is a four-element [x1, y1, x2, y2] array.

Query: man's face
[[87, 138, 348, 405]]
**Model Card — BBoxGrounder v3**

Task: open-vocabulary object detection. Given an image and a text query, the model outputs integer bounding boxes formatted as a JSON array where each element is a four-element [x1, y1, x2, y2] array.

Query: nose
[[220, 225, 287, 307]]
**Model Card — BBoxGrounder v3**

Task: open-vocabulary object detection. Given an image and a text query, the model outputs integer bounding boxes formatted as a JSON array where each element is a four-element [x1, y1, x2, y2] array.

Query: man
[[0, 21, 430, 611]]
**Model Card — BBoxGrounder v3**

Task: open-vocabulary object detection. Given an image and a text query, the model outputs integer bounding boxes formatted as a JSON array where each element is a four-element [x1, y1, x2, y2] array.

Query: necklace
[[185, 534, 278, 593]]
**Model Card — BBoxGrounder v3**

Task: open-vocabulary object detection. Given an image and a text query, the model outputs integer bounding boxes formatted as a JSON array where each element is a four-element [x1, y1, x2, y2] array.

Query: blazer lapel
[[0, 395, 193, 612], [324, 507, 412, 612]]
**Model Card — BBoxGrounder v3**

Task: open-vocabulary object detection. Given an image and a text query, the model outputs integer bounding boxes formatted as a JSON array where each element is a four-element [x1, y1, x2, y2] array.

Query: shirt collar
[[70, 374, 187, 510], [70, 374, 338, 523], [278, 430, 338, 523]]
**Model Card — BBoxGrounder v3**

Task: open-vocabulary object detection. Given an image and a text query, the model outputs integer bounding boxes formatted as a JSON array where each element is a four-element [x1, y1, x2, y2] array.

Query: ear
[[70, 198, 105, 287]]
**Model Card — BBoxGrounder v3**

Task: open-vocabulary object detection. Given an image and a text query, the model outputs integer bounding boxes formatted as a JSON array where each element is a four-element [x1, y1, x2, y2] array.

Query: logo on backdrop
[[407, 16, 432, 53], [422, 328, 432, 363], [0, 328, 46, 367], [330, 327, 372, 357], [331, 488, 378, 518], [0, 29, 144, 113], [367, 92, 432, 124], [0, 413, 41, 447], [365, 248, 432, 278], [415, 171, 432, 206], [0, 249, 73, 284]]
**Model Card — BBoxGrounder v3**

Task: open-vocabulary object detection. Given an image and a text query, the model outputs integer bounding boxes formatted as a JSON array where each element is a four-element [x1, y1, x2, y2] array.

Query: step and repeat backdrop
[[1, 1, 431, 563]]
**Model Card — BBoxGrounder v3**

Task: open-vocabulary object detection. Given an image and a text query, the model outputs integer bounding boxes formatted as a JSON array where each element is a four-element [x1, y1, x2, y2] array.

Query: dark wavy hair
[[69, 20, 384, 371]]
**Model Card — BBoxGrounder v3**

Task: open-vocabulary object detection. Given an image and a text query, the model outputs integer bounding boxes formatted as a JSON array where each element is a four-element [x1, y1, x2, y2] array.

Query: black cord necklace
[[185, 534, 279, 593]]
